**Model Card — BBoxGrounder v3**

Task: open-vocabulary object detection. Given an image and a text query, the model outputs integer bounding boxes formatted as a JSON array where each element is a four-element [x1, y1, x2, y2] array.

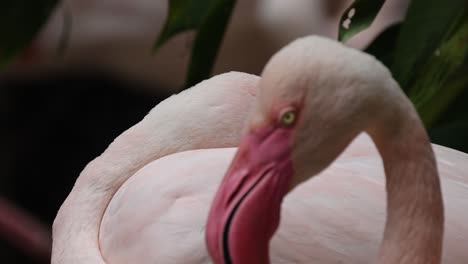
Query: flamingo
[[52, 36, 468, 264], [204, 36, 465, 264]]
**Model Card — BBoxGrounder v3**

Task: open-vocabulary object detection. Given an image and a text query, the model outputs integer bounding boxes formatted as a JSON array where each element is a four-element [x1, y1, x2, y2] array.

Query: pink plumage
[[52, 37, 468, 264]]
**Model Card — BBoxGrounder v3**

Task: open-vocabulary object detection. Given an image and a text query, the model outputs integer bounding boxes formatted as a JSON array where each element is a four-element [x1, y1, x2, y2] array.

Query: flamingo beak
[[206, 124, 295, 264]]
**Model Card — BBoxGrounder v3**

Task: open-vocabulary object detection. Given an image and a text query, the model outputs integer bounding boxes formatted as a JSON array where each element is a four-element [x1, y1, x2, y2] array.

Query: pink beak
[[205, 124, 295, 264]]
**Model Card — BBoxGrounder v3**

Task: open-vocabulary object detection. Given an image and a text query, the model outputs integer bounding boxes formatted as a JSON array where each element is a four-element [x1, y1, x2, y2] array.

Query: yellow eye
[[279, 109, 297, 127]]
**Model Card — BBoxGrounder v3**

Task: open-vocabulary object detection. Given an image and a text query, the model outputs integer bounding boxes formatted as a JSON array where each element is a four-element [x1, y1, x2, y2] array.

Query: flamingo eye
[[279, 108, 297, 127]]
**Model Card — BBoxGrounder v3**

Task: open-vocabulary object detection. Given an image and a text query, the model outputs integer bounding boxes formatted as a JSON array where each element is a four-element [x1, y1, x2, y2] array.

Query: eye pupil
[[280, 110, 296, 126]]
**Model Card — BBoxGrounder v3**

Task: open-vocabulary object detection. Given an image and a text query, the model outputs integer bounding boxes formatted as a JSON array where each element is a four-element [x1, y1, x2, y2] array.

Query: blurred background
[[2, 0, 466, 263]]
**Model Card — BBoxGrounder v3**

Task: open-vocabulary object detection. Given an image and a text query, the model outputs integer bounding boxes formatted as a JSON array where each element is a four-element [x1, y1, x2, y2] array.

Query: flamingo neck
[[370, 113, 444, 264]]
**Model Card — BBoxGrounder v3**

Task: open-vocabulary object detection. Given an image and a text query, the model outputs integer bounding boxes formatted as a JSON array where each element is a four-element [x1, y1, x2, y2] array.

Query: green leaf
[[154, 0, 215, 49], [0, 0, 59, 67], [364, 23, 401, 68], [155, 0, 236, 89], [338, 0, 386, 43], [391, 0, 467, 88], [364, 16, 468, 130], [429, 82, 468, 153], [407, 15, 468, 127], [430, 121, 468, 153], [428, 54, 468, 153], [432, 64, 468, 126], [184, 0, 236, 88]]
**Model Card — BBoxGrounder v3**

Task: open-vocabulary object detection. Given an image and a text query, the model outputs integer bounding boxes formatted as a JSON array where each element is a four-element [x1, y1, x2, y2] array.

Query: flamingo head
[[205, 36, 396, 263]]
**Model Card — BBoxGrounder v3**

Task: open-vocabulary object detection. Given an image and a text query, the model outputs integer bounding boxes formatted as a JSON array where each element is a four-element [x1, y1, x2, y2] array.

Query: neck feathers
[[370, 111, 444, 264]]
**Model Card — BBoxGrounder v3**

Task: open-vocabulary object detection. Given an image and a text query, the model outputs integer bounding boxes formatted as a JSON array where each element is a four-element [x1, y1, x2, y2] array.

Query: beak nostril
[[225, 171, 248, 206]]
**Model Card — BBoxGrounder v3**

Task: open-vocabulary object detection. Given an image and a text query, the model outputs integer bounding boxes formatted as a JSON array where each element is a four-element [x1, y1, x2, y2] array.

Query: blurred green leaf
[[155, 1, 214, 49], [362, 0, 468, 130], [429, 81, 468, 153], [184, 0, 236, 88], [360, 0, 468, 152], [338, 0, 386, 43], [407, 14, 468, 127], [155, 0, 236, 89], [364, 23, 401, 68], [0, 0, 59, 67], [430, 121, 468, 153], [391, 0, 467, 88], [431, 64, 468, 125]]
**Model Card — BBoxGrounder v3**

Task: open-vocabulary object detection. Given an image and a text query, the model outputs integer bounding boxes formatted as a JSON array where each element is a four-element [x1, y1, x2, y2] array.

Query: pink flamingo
[[52, 36, 468, 264]]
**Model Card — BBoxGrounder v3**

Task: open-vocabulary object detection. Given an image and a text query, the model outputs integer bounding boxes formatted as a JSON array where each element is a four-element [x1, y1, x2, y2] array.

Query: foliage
[[364, 23, 400, 67], [358, 0, 467, 150], [391, 0, 466, 89], [158, 0, 468, 138], [0, 0, 467, 151], [155, 0, 236, 89], [338, 0, 386, 43], [0, 0, 59, 67]]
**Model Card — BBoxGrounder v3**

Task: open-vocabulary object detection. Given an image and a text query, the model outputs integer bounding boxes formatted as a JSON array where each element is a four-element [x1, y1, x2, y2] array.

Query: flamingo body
[[52, 38, 468, 263], [99, 134, 468, 264]]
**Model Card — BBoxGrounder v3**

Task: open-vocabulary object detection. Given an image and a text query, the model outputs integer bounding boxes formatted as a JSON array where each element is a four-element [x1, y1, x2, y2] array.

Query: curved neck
[[51, 75, 258, 264], [369, 107, 444, 264]]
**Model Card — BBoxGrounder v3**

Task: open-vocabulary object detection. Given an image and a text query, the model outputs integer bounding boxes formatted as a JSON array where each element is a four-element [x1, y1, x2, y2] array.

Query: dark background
[[1, 71, 169, 263]]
